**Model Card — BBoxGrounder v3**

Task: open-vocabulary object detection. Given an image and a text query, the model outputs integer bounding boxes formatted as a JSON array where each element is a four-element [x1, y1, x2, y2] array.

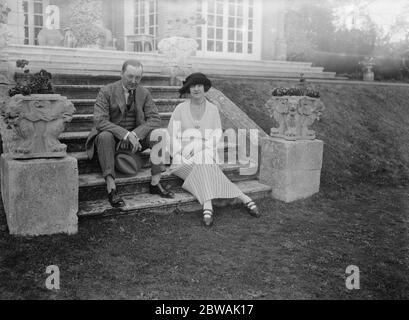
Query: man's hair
[[122, 60, 143, 73]]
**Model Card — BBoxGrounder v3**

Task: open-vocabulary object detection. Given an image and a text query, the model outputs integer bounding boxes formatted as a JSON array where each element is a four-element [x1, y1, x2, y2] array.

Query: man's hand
[[127, 132, 142, 153], [117, 139, 131, 151]]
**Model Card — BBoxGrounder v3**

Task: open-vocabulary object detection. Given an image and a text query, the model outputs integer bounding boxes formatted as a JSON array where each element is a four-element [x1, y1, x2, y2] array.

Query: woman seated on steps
[[167, 72, 260, 227]]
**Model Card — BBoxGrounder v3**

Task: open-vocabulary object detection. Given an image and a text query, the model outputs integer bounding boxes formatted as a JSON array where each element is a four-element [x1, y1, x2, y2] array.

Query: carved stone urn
[[0, 94, 75, 159], [265, 95, 325, 141], [158, 36, 198, 86], [359, 57, 375, 82]]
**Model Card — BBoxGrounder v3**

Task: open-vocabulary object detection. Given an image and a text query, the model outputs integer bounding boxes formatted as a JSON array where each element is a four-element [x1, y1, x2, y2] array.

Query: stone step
[[6, 44, 314, 68], [5, 45, 337, 80], [53, 85, 180, 99], [10, 58, 162, 74], [71, 98, 185, 114], [16, 72, 172, 86], [78, 164, 257, 202], [71, 141, 237, 175], [61, 128, 244, 153], [27, 62, 335, 80], [19, 56, 323, 73], [78, 179, 271, 218], [19, 58, 330, 79], [65, 112, 172, 132], [72, 150, 150, 174], [201, 68, 336, 79], [60, 131, 89, 153]]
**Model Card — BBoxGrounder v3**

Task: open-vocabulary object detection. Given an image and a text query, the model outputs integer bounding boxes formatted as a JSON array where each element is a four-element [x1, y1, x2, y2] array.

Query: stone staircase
[[6, 44, 338, 80], [53, 74, 272, 219]]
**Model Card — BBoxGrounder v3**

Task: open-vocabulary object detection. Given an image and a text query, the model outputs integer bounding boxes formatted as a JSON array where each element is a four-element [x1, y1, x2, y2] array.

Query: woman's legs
[[238, 193, 252, 204], [171, 149, 260, 223], [203, 200, 213, 211]]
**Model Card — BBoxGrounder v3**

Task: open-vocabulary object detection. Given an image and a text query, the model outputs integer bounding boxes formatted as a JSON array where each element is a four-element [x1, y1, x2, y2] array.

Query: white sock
[[151, 174, 161, 186], [203, 200, 213, 212], [106, 175, 116, 193]]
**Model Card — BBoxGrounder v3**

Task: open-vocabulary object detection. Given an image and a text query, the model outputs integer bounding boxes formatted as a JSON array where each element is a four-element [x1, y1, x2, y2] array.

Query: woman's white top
[[167, 99, 223, 162]]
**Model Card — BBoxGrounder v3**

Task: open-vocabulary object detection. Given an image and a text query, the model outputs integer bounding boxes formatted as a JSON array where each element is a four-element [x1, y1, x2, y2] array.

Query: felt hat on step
[[115, 150, 143, 176]]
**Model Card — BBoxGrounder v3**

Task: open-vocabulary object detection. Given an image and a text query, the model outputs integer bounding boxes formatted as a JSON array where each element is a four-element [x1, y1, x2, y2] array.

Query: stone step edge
[[71, 140, 237, 162], [28, 67, 333, 79], [79, 163, 243, 188], [61, 130, 245, 141], [78, 179, 271, 218], [25, 65, 328, 78], [70, 98, 186, 105], [71, 112, 173, 121], [16, 58, 323, 72], [5, 45, 314, 67], [61, 131, 89, 140], [16, 71, 170, 79], [53, 85, 180, 90]]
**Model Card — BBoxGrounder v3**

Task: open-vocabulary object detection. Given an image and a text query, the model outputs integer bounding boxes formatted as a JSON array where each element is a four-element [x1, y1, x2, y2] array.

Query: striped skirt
[[170, 148, 243, 205]]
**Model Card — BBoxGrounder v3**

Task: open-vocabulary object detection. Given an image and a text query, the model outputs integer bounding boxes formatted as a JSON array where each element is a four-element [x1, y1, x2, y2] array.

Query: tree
[[332, 0, 377, 31], [285, 0, 381, 59], [285, 0, 336, 60], [67, 0, 105, 48]]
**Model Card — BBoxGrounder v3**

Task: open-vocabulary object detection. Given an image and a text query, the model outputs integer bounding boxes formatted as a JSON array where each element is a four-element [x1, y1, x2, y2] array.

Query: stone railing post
[[260, 94, 325, 202], [0, 94, 79, 236]]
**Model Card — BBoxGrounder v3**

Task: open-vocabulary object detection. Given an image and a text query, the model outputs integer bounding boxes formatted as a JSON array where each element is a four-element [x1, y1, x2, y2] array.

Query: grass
[[1, 78, 409, 299], [212, 78, 409, 187], [0, 183, 408, 299]]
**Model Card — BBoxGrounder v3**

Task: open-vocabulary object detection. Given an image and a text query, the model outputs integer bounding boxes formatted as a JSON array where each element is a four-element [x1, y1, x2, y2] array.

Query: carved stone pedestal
[[38, 29, 64, 46], [0, 155, 78, 236], [363, 70, 374, 82], [260, 137, 323, 203]]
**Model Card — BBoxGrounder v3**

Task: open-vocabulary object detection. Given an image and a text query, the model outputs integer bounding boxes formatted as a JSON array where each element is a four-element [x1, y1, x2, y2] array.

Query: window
[[196, 0, 259, 58], [23, 0, 46, 45], [134, 0, 158, 48]]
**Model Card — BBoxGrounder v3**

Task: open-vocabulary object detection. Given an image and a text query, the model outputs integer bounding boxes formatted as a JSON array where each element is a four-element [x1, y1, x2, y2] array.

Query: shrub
[[9, 60, 54, 97], [272, 77, 320, 98], [310, 51, 409, 81]]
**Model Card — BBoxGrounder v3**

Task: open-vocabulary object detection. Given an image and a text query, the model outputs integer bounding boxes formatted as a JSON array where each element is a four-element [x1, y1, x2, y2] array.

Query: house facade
[[6, 0, 287, 61]]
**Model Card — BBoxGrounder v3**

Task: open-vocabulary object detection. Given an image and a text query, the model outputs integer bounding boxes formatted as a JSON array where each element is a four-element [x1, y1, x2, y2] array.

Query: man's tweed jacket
[[85, 80, 161, 159]]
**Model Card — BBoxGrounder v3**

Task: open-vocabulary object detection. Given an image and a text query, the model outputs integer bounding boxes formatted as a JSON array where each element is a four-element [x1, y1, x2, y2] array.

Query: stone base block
[[1, 155, 78, 236], [260, 137, 323, 203], [267, 169, 321, 203]]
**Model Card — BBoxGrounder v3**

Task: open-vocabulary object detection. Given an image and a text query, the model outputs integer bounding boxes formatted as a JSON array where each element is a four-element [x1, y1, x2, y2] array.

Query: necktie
[[126, 89, 135, 111]]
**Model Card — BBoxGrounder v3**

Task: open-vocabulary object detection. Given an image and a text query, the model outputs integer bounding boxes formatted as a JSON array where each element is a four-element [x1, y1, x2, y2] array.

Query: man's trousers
[[94, 130, 165, 179]]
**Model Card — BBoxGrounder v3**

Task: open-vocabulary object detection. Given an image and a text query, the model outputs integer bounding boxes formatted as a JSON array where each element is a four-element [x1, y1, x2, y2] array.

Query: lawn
[[0, 182, 408, 299]]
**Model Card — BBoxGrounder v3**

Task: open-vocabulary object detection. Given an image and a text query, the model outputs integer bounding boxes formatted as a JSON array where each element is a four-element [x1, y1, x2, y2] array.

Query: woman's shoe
[[202, 209, 214, 227], [245, 201, 260, 218]]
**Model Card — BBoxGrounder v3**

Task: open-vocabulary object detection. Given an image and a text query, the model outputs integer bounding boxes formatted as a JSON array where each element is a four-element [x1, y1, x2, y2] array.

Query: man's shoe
[[150, 183, 175, 198], [108, 189, 125, 208]]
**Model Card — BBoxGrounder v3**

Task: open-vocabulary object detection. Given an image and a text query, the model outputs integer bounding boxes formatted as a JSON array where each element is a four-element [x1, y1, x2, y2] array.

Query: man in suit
[[86, 59, 174, 207]]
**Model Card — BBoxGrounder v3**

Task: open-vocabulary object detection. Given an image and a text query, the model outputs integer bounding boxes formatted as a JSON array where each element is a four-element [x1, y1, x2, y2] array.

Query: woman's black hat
[[178, 72, 212, 96]]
